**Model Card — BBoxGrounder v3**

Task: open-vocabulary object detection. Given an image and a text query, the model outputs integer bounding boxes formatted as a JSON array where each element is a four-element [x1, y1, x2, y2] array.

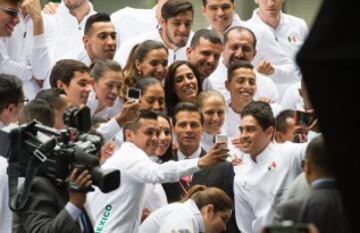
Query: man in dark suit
[[273, 136, 350, 233], [12, 168, 94, 233], [171, 102, 238, 233], [10, 98, 94, 233]]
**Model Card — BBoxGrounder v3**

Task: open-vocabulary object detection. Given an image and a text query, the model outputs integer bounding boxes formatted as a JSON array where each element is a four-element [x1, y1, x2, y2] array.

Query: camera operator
[[0, 74, 24, 233], [12, 167, 94, 233], [11, 98, 95, 233]]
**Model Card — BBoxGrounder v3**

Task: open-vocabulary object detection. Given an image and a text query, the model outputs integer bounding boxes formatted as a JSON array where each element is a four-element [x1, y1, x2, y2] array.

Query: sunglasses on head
[[0, 7, 19, 17]]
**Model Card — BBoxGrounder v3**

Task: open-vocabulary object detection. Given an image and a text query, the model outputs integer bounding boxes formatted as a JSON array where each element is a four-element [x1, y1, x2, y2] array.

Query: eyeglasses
[[0, 7, 19, 18]]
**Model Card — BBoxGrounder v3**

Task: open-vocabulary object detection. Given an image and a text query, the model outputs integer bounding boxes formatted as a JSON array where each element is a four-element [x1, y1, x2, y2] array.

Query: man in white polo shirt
[[207, 26, 279, 103], [88, 110, 228, 233], [234, 101, 307, 233]]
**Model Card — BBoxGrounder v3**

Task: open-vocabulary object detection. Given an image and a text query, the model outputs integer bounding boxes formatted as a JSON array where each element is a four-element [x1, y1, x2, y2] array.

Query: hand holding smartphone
[[294, 110, 314, 126], [215, 134, 228, 150]]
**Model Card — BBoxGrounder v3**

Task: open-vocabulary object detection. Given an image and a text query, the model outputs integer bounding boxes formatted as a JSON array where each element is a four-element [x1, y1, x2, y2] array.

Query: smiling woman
[[88, 59, 124, 119], [164, 60, 202, 118]]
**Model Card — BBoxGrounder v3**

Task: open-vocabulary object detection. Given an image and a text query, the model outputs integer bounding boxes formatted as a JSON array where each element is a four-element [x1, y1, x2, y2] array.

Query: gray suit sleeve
[[12, 177, 81, 233]]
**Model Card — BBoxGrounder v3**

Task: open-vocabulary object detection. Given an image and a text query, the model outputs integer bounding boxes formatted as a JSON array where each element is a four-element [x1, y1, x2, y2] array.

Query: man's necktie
[[80, 213, 91, 233], [179, 175, 192, 197]]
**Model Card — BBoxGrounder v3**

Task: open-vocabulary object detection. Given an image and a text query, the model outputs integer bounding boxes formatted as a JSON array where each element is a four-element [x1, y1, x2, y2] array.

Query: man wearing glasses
[[0, 0, 20, 37], [0, 0, 51, 100]]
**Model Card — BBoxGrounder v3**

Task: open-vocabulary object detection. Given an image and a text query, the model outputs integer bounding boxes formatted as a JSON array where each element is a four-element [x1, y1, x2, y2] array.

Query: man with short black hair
[[77, 13, 116, 65], [115, 0, 194, 67], [202, 0, 238, 38], [1, 0, 51, 100], [49, 59, 92, 106], [172, 101, 239, 233], [222, 60, 282, 139], [234, 101, 308, 233], [88, 110, 228, 233], [0, 73, 24, 127], [207, 26, 279, 103], [36, 88, 70, 129], [186, 29, 223, 84], [274, 136, 350, 233], [0, 0, 20, 37], [19, 98, 55, 127], [0, 73, 24, 233], [275, 109, 307, 143]]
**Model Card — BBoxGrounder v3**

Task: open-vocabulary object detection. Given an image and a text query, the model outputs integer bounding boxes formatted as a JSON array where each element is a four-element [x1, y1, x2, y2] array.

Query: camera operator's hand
[[114, 100, 140, 127], [198, 142, 228, 169], [68, 168, 92, 210]]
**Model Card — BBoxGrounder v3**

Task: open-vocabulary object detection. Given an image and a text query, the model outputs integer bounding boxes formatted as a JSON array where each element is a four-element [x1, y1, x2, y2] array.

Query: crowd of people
[[0, 0, 350, 233]]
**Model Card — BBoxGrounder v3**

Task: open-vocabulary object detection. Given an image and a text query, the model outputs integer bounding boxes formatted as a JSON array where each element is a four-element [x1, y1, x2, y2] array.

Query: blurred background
[[44, 0, 323, 30]]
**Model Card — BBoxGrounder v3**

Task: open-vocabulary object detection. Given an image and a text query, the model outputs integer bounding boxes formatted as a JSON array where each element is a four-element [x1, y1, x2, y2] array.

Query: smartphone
[[263, 223, 310, 233], [215, 134, 228, 150], [294, 110, 313, 126], [126, 87, 141, 101]]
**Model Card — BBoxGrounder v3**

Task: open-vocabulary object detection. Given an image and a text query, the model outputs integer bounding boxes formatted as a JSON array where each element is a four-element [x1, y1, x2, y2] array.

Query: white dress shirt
[[142, 183, 168, 213], [75, 49, 91, 66], [159, 199, 205, 233], [280, 81, 302, 111], [140, 199, 205, 233], [86, 90, 123, 120], [43, 1, 96, 63], [114, 29, 192, 68], [177, 146, 202, 161], [139, 202, 182, 233], [248, 10, 308, 97], [87, 142, 201, 233], [234, 141, 307, 233], [0, 15, 51, 100], [205, 61, 279, 103], [111, 6, 158, 47], [96, 118, 122, 142], [249, 9, 308, 63]]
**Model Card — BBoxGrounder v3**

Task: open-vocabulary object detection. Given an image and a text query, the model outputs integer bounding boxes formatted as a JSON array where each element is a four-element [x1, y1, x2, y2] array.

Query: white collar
[[251, 142, 274, 164], [86, 90, 99, 116], [0, 120, 4, 129], [178, 147, 202, 160], [252, 8, 284, 32], [183, 199, 206, 232], [202, 131, 215, 144], [58, 1, 95, 24], [77, 49, 92, 66]]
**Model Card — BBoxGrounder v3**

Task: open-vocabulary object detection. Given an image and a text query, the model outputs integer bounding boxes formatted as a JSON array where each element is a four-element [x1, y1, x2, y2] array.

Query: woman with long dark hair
[[164, 60, 202, 118]]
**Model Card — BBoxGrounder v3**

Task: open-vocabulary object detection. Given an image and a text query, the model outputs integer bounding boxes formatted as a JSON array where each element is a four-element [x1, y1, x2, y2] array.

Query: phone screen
[[294, 111, 313, 126], [215, 134, 228, 150], [126, 88, 141, 100]]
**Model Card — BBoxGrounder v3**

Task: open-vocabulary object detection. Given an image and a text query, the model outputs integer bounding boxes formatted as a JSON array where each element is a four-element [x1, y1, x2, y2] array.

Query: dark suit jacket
[[191, 149, 239, 233], [274, 180, 350, 233], [12, 176, 93, 233]]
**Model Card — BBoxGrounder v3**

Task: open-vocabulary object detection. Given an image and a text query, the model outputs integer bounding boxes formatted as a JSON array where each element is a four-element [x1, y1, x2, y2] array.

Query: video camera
[[0, 106, 120, 211]]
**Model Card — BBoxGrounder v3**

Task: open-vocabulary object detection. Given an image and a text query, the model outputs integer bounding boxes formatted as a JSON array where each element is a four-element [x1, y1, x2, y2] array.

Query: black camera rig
[[0, 106, 120, 211]]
